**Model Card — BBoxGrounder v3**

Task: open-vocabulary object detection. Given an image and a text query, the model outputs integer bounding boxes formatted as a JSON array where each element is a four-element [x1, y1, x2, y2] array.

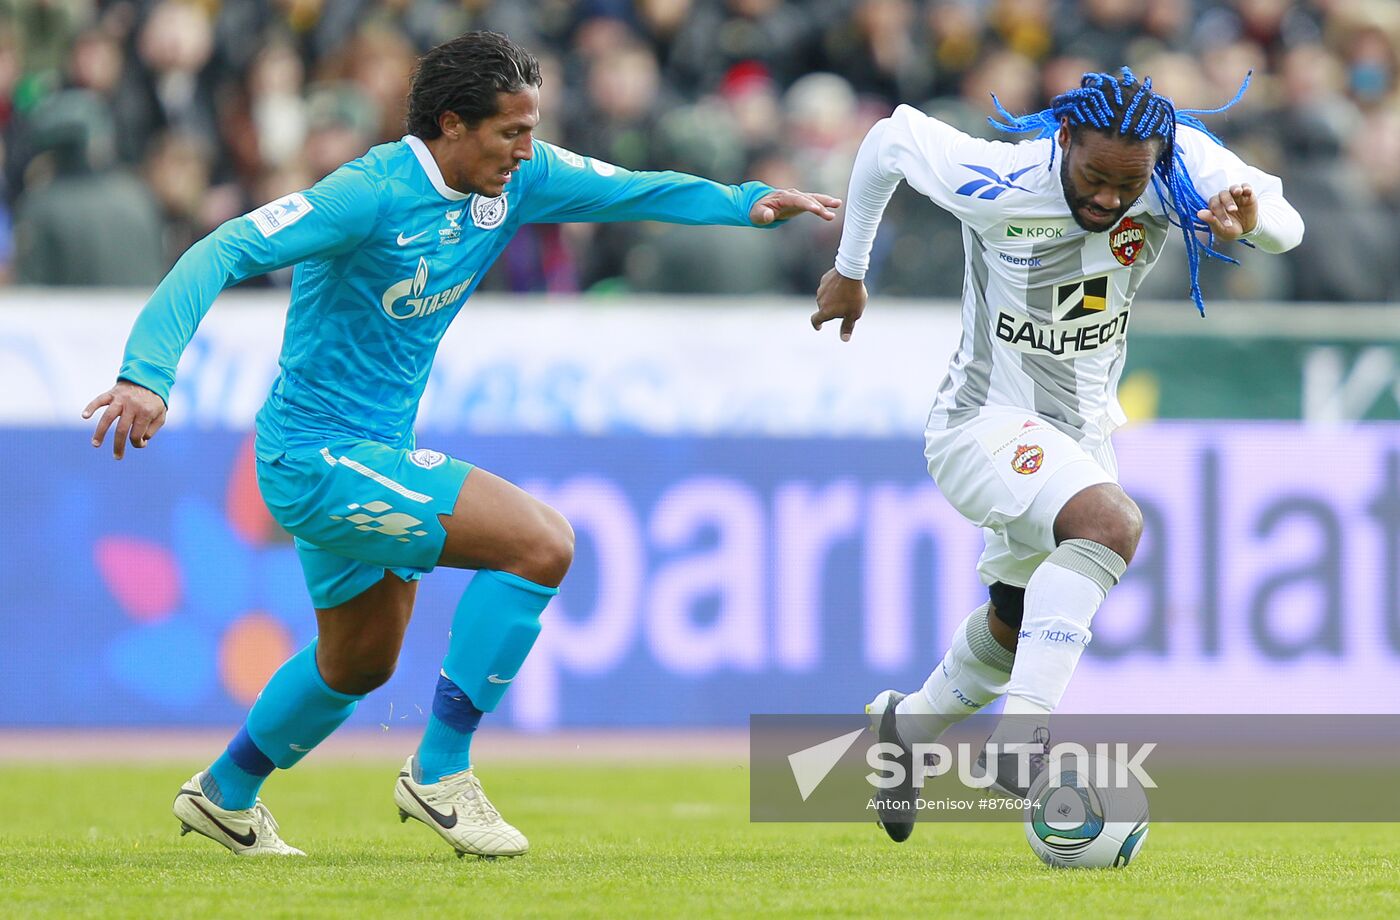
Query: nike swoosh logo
[[289, 743, 312, 752], [188, 796, 258, 847], [401, 781, 457, 828], [396, 230, 428, 246], [486, 674, 513, 684]]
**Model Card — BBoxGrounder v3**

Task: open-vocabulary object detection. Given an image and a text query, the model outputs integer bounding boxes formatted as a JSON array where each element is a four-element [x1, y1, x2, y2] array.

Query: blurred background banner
[[3, 298, 1398, 728], [2, 294, 960, 435], [3, 0, 1399, 730], [6, 295, 1399, 429]]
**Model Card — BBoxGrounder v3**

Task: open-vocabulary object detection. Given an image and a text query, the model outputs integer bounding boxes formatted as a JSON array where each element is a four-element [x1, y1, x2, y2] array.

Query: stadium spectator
[[13, 88, 164, 285], [142, 129, 214, 268], [3, 0, 1399, 301], [132, 1, 219, 153]]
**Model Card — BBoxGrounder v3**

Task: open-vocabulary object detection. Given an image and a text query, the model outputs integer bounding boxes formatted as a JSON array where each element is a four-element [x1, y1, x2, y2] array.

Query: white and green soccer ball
[[1023, 753, 1149, 869]]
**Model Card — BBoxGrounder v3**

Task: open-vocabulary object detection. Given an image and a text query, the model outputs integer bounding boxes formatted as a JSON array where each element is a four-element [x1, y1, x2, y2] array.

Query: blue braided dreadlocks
[[987, 67, 1251, 315]]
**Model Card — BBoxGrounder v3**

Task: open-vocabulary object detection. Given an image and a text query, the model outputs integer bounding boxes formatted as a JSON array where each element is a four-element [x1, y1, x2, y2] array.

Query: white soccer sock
[[998, 539, 1126, 735], [895, 604, 1015, 745]]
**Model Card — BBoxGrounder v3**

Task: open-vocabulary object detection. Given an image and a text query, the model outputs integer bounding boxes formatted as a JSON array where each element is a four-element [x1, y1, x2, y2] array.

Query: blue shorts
[[256, 440, 474, 609]]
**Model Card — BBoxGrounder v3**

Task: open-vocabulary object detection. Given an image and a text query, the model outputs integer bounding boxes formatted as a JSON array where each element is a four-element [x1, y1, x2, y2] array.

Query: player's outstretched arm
[[83, 380, 167, 460], [516, 141, 838, 228], [749, 188, 842, 225]]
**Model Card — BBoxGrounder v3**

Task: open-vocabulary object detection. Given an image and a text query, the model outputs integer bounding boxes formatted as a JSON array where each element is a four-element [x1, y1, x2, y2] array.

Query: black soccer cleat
[[978, 725, 1051, 798], [866, 689, 918, 842]]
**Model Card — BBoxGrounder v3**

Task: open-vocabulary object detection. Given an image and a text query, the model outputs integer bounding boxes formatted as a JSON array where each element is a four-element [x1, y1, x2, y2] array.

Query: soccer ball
[[1023, 752, 1149, 868]]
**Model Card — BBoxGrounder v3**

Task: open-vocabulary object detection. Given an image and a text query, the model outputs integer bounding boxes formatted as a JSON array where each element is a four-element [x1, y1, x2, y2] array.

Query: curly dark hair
[[405, 31, 542, 138], [989, 67, 1254, 316]]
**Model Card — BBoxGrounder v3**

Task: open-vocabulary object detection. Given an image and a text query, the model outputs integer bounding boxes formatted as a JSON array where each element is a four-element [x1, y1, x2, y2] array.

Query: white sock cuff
[[962, 603, 1014, 674], [1050, 538, 1127, 592]]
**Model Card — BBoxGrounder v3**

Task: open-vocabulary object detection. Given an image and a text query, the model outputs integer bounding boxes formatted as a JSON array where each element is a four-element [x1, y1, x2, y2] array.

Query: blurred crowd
[[2, 0, 1398, 302]]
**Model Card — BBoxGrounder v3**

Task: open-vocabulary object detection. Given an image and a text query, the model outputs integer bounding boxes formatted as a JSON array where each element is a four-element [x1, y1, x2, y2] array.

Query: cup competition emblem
[[1012, 444, 1044, 475], [1110, 216, 1144, 266]]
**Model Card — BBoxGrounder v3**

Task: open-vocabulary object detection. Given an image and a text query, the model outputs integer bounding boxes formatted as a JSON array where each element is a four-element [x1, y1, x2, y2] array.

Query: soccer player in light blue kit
[[84, 31, 840, 859]]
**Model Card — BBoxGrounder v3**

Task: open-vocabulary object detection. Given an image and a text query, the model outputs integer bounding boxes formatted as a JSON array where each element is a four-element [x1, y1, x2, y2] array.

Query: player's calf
[[989, 496, 1131, 786], [314, 572, 417, 695]]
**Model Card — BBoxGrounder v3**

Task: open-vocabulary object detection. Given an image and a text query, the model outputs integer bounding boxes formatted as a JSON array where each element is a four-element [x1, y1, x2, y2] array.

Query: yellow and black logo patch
[[1054, 275, 1109, 322]]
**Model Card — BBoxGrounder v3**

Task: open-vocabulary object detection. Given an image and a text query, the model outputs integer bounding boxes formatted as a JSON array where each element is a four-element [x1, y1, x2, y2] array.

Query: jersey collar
[[403, 135, 470, 201]]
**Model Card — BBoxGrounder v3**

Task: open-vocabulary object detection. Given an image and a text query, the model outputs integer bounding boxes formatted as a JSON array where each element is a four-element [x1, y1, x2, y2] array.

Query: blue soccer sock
[[441, 569, 557, 712], [202, 726, 274, 809], [413, 570, 556, 782], [414, 672, 484, 784], [202, 640, 364, 809]]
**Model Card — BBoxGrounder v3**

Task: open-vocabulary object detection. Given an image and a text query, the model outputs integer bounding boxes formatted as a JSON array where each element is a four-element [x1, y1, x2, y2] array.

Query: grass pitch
[[2, 763, 1397, 919]]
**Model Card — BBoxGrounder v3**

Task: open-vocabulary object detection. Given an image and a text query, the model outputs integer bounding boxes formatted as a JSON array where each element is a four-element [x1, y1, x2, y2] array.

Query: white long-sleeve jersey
[[835, 105, 1304, 449]]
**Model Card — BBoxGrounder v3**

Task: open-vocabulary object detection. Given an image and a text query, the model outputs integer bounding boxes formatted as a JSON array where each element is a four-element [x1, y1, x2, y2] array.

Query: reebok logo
[[787, 728, 865, 801], [999, 252, 1043, 268], [956, 164, 1036, 200]]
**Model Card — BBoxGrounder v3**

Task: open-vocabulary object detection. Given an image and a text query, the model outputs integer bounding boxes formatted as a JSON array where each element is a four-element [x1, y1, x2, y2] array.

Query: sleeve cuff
[[832, 255, 867, 280], [116, 360, 174, 407]]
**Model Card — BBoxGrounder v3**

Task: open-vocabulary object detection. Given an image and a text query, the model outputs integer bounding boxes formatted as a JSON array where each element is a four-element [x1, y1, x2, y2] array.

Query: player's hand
[[83, 380, 167, 460], [1196, 184, 1257, 242], [811, 268, 867, 342], [750, 188, 842, 225]]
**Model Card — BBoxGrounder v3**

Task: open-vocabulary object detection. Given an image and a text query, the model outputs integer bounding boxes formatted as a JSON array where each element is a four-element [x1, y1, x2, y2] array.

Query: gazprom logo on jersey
[[956, 164, 1035, 200], [381, 257, 475, 321]]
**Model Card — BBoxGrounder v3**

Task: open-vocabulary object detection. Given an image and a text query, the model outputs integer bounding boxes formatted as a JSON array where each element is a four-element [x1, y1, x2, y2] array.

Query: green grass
[[2, 763, 1397, 919]]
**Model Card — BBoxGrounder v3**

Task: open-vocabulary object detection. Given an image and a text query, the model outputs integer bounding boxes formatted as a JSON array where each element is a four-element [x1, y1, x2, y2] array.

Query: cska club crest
[[1110, 216, 1145, 266], [1012, 444, 1044, 475]]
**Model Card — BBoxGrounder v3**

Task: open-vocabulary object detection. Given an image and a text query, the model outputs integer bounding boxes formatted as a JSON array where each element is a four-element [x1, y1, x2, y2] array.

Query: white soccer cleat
[[172, 773, 305, 856], [394, 757, 528, 859]]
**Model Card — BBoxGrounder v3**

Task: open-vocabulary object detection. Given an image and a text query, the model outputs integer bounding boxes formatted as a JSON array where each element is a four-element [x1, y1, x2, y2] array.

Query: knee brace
[[989, 582, 1026, 631]]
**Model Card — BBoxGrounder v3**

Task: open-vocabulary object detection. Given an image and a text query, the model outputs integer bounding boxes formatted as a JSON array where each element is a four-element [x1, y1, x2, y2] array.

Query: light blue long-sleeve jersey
[[119, 137, 774, 459]]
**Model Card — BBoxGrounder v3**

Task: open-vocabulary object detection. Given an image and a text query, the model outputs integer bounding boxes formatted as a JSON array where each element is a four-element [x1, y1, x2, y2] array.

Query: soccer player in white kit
[[811, 69, 1304, 842]]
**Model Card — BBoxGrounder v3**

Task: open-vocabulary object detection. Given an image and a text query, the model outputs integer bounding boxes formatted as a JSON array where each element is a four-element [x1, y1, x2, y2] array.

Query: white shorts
[[924, 409, 1117, 588]]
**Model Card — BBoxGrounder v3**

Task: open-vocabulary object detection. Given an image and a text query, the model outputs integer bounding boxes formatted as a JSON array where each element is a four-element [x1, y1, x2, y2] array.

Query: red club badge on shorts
[[1012, 444, 1044, 475], [1110, 216, 1145, 266]]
